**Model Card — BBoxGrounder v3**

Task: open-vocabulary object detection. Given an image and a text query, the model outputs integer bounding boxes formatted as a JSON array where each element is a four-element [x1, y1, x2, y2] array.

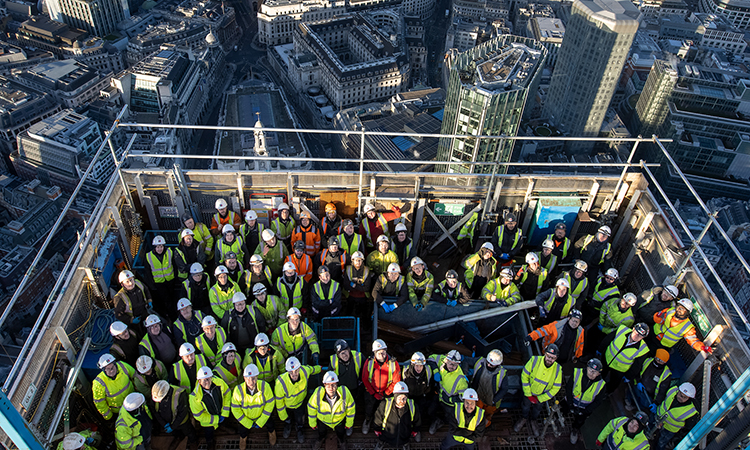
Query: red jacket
[[360, 207, 401, 247], [362, 356, 401, 398]]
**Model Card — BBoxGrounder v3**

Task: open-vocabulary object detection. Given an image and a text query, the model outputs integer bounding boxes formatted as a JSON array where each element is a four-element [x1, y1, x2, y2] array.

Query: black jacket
[[373, 398, 421, 446]]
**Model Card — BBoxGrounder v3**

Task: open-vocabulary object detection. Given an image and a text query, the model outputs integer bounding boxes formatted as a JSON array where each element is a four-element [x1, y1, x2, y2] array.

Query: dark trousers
[[239, 418, 275, 437], [561, 400, 590, 430], [173, 422, 198, 444], [521, 396, 544, 420], [365, 391, 384, 421], [199, 425, 215, 444], [415, 395, 438, 431], [152, 280, 175, 319], [287, 405, 306, 431], [604, 368, 628, 394], [440, 435, 475, 450], [655, 428, 677, 450], [317, 421, 346, 442]]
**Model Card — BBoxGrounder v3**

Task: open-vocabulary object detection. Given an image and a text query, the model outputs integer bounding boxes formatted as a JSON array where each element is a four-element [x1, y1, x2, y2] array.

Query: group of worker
[[72, 200, 714, 450]]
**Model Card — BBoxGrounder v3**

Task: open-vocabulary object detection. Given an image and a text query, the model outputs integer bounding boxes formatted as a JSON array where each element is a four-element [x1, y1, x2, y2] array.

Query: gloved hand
[[312, 353, 319, 365], [132, 316, 141, 325], [351, 282, 356, 288], [374, 431, 382, 437], [253, 424, 260, 429], [637, 383, 646, 393], [596, 440, 602, 447], [499, 301, 509, 307], [500, 253, 509, 260], [411, 432, 418, 437], [285, 419, 291, 424], [148, 302, 153, 310], [164, 424, 173, 433], [381, 303, 391, 313], [434, 372, 442, 382], [415, 303, 423, 312], [375, 393, 383, 401], [85, 437, 95, 445], [528, 396, 538, 404], [622, 377, 630, 384], [649, 403, 658, 414], [312, 426, 317, 430], [219, 416, 225, 423], [539, 307, 547, 318], [523, 335, 533, 346], [702, 345, 713, 354], [597, 324, 604, 331], [447, 300, 457, 307], [595, 351, 602, 359]]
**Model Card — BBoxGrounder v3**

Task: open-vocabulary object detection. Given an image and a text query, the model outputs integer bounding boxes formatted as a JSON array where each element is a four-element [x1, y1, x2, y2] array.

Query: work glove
[[595, 351, 602, 359], [523, 335, 533, 346], [622, 377, 630, 384], [637, 383, 646, 393], [500, 253, 509, 260], [219, 416, 225, 423], [499, 301, 509, 307], [132, 316, 141, 324], [411, 432, 418, 438], [253, 424, 260, 429], [350, 282, 356, 288], [538, 307, 547, 318], [312, 353, 319, 365], [374, 431, 382, 437], [702, 345, 713, 354], [434, 372, 442, 382], [415, 303, 423, 312], [528, 396, 538, 404], [148, 301, 153, 310], [649, 403, 658, 414], [447, 300, 457, 307], [164, 424, 173, 433], [596, 440, 602, 447], [284, 419, 291, 424], [597, 324, 604, 331], [85, 438, 95, 445]]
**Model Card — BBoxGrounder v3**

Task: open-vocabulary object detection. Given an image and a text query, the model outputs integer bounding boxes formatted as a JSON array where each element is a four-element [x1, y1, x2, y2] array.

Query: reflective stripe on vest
[[338, 233, 362, 256], [320, 249, 346, 267], [362, 214, 389, 246], [497, 225, 521, 251], [314, 280, 340, 301], [657, 386, 698, 432], [378, 274, 404, 293], [147, 249, 174, 282], [520, 266, 547, 295], [605, 326, 648, 372], [571, 368, 605, 409], [582, 235, 611, 265], [592, 281, 619, 306], [366, 357, 396, 389], [546, 234, 570, 259], [654, 309, 694, 348], [563, 272, 588, 299], [543, 290, 573, 317], [454, 403, 485, 444], [277, 277, 304, 309], [601, 301, 635, 333], [331, 351, 363, 377], [382, 397, 416, 430]]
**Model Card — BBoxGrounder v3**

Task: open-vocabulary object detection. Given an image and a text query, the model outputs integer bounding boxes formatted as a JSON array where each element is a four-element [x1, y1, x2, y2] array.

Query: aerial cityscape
[[0, 0, 749, 447]]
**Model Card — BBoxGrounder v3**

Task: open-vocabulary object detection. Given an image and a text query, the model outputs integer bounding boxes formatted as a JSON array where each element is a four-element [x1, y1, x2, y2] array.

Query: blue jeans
[[656, 428, 676, 450], [627, 386, 653, 411]]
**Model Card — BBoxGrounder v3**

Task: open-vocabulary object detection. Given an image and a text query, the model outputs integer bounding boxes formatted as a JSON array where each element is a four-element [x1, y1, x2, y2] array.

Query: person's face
[[605, 275, 616, 284], [555, 228, 565, 239], [620, 299, 630, 309], [198, 378, 213, 389], [447, 278, 458, 288], [290, 368, 300, 381], [396, 394, 407, 407], [544, 352, 558, 365], [367, 211, 376, 219], [676, 305, 689, 319], [289, 315, 301, 329], [218, 207, 227, 216], [412, 264, 424, 276], [104, 363, 117, 377], [338, 349, 351, 362], [320, 271, 331, 283], [245, 376, 257, 390], [280, 209, 290, 219], [225, 232, 235, 243], [295, 248, 304, 257], [203, 325, 216, 339], [122, 277, 135, 290], [627, 420, 640, 434], [586, 367, 600, 380], [655, 357, 666, 365], [218, 274, 228, 284], [246, 218, 257, 227], [543, 248, 552, 257], [180, 306, 193, 320], [192, 273, 203, 283], [662, 291, 675, 302], [574, 269, 584, 279], [225, 258, 238, 270], [630, 331, 644, 342], [329, 244, 339, 253], [387, 272, 400, 282], [530, 262, 539, 271], [144, 367, 153, 376], [183, 235, 194, 246], [482, 250, 492, 260], [353, 258, 363, 269], [501, 276, 511, 286], [301, 218, 310, 227], [445, 360, 458, 372], [324, 382, 337, 397], [556, 285, 568, 297], [327, 211, 336, 220], [266, 237, 277, 246], [256, 292, 267, 303], [116, 329, 130, 340], [597, 232, 608, 243], [344, 224, 354, 235], [375, 349, 387, 362], [676, 391, 690, 402], [464, 399, 476, 414], [225, 351, 236, 365], [257, 345, 269, 356], [184, 218, 195, 229], [234, 301, 246, 313], [148, 323, 161, 336], [505, 220, 516, 231], [568, 317, 581, 328], [285, 268, 296, 278], [378, 241, 389, 253], [183, 353, 195, 365], [414, 363, 424, 373], [155, 244, 165, 254], [397, 231, 407, 242], [252, 264, 263, 275]]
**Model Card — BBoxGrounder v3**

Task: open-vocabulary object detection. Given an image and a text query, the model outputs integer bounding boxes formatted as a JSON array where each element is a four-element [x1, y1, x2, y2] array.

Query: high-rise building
[[47, 0, 130, 37], [699, 0, 750, 31], [544, 0, 639, 151], [437, 35, 546, 174]]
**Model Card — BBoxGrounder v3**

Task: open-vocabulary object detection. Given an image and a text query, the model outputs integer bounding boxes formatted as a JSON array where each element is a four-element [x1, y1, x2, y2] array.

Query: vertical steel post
[[609, 137, 641, 213], [357, 129, 365, 216]]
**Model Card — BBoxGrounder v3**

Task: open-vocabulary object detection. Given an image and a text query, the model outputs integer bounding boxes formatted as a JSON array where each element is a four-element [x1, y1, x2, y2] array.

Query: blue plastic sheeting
[[432, 109, 444, 121], [392, 136, 417, 151]]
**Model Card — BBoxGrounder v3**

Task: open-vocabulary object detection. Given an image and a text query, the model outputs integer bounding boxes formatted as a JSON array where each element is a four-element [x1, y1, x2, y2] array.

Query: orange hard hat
[[325, 203, 336, 213]]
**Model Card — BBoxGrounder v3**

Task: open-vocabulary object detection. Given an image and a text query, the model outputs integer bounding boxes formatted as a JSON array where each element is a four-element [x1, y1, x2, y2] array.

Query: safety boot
[[239, 436, 247, 450]]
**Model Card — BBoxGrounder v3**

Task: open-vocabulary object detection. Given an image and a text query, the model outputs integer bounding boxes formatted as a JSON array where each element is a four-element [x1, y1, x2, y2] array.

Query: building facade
[[699, 0, 750, 31], [47, 0, 130, 37]]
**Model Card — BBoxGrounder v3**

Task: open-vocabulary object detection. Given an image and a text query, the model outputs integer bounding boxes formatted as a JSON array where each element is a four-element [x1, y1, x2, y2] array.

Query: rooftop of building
[[130, 48, 190, 81], [129, 20, 207, 47], [529, 17, 565, 42], [26, 110, 97, 150], [573, 0, 640, 32], [467, 42, 543, 90], [0, 245, 33, 279], [690, 12, 742, 33]]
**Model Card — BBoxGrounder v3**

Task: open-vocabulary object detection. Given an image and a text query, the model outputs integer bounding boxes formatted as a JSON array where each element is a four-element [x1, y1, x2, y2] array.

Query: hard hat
[[634, 411, 649, 427], [110, 321, 127, 336], [221, 342, 237, 354], [462, 388, 479, 401], [678, 298, 694, 312], [299, 211, 311, 220], [525, 253, 539, 264], [180, 228, 194, 240], [250, 254, 264, 265], [177, 298, 192, 310], [665, 285, 679, 298], [123, 392, 145, 411], [504, 213, 517, 223], [605, 268, 619, 279], [574, 260, 588, 272], [222, 224, 235, 234], [623, 293, 637, 306], [318, 265, 330, 275], [545, 344, 560, 356], [393, 381, 409, 394], [181, 213, 193, 223], [487, 349, 503, 366], [445, 269, 458, 280], [136, 355, 153, 374], [152, 380, 170, 402], [179, 343, 196, 357], [214, 265, 229, 276], [323, 371, 339, 384], [587, 358, 603, 372], [278, 202, 290, 211], [252, 283, 267, 295], [196, 366, 213, 380], [255, 333, 270, 346], [145, 314, 161, 327], [410, 257, 425, 267], [152, 235, 166, 246], [569, 309, 583, 320], [542, 239, 554, 249], [244, 364, 260, 378], [342, 219, 354, 228], [395, 223, 408, 233], [556, 278, 570, 289], [283, 262, 297, 272], [325, 203, 337, 213], [97, 353, 116, 369], [261, 229, 275, 241], [481, 242, 495, 253], [655, 348, 670, 363], [411, 352, 426, 365], [190, 263, 203, 274], [555, 222, 566, 230], [202, 315, 217, 327], [372, 339, 387, 352], [62, 433, 85, 450], [118, 270, 134, 283], [328, 236, 340, 246], [387, 263, 401, 274], [225, 251, 237, 261], [377, 234, 390, 244], [287, 307, 301, 317], [598, 225, 612, 237], [293, 240, 305, 250], [245, 210, 258, 221], [446, 349, 462, 362], [363, 203, 375, 213], [335, 339, 350, 353], [286, 357, 301, 372], [215, 198, 228, 210], [500, 268, 513, 278], [634, 322, 649, 337], [352, 251, 365, 260]]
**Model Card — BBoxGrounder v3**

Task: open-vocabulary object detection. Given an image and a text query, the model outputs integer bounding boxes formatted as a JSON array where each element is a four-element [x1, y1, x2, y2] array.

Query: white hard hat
[[145, 314, 161, 327], [462, 388, 479, 401], [221, 342, 237, 354], [177, 298, 192, 310], [323, 371, 339, 384], [287, 307, 301, 317], [255, 333, 270, 346], [262, 229, 275, 241], [232, 292, 247, 304], [598, 225, 612, 236], [63, 433, 85, 450], [244, 364, 260, 378], [197, 366, 213, 380], [665, 285, 679, 298], [446, 349, 462, 362], [253, 283, 267, 295], [525, 253, 539, 264], [574, 260, 588, 272], [190, 263, 203, 274], [215, 199, 228, 210], [123, 392, 145, 411], [152, 235, 166, 246], [245, 210, 258, 221], [136, 355, 153, 374], [605, 268, 619, 279], [222, 224, 235, 234], [500, 268, 513, 278], [395, 223, 408, 233], [152, 380, 170, 402], [118, 270, 134, 284], [250, 254, 264, 265], [542, 239, 554, 249], [623, 293, 637, 306], [286, 357, 301, 372], [481, 242, 494, 252], [556, 278, 570, 289], [679, 382, 696, 398], [180, 228, 194, 240], [393, 381, 409, 394], [110, 321, 127, 336], [202, 316, 217, 327], [387, 263, 401, 274], [97, 353, 116, 369], [283, 262, 297, 272], [214, 265, 229, 276], [410, 257, 425, 267], [377, 234, 390, 244], [179, 343, 195, 356], [363, 203, 375, 213], [411, 352, 426, 365], [678, 298, 694, 312], [351, 251, 365, 260], [487, 349, 503, 366], [372, 339, 387, 352], [278, 202, 290, 211]]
